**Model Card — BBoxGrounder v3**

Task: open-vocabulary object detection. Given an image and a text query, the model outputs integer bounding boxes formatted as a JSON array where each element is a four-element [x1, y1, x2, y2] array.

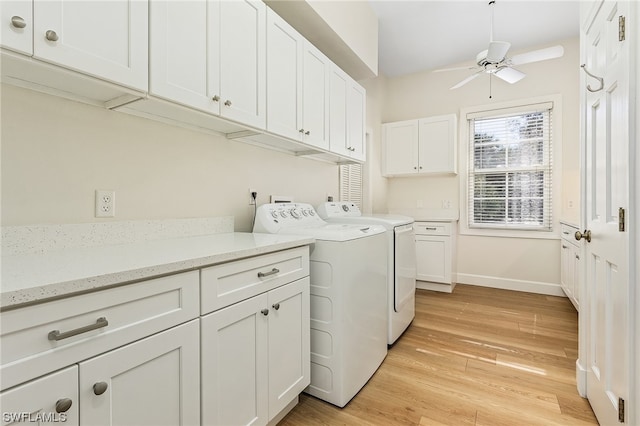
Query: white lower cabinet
[[79, 320, 200, 426], [201, 277, 310, 426], [414, 221, 457, 293], [0, 366, 79, 425], [560, 222, 581, 311]]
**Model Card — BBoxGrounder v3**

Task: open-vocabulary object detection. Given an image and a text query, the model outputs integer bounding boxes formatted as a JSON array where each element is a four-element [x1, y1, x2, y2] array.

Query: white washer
[[316, 202, 416, 345], [253, 203, 388, 407]]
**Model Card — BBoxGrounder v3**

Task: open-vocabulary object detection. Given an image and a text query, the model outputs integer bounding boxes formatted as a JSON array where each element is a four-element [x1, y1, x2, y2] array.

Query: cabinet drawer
[[560, 223, 579, 243], [0, 271, 199, 391], [414, 221, 452, 236], [201, 247, 309, 314]]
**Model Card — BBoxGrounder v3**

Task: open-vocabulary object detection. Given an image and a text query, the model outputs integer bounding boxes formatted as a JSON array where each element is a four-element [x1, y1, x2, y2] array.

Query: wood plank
[[279, 284, 597, 425]]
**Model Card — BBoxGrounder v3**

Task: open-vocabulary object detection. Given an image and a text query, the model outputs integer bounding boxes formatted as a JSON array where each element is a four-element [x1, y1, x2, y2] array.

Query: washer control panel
[[316, 202, 362, 219], [254, 203, 325, 234]]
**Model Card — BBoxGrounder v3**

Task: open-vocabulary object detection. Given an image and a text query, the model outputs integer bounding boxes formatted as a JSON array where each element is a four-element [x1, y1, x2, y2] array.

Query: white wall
[[375, 37, 581, 294], [0, 84, 339, 230]]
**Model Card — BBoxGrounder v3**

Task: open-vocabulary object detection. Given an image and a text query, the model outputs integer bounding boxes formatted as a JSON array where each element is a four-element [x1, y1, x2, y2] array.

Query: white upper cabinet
[[32, 0, 148, 91], [302, 42, 331, 150], [329, 65, 366, 161], [149, 0, 212, 112], [150, 0, 266, 129], [0, 0, 33, 55], [266, 9, 304, 141], [383, 114, 457, 176], [213, 0, 266, 129]]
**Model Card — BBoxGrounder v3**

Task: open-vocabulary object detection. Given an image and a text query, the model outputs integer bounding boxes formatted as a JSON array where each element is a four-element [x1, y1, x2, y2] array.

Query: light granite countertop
[[1, 232, 314, 310]]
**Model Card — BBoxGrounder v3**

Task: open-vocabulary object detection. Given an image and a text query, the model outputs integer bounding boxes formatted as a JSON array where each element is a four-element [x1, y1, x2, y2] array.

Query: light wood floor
[[279, 284, 598, 426]]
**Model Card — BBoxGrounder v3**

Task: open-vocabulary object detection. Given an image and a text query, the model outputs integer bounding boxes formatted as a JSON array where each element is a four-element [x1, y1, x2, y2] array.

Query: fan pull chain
[[489, 73, 493, 99]]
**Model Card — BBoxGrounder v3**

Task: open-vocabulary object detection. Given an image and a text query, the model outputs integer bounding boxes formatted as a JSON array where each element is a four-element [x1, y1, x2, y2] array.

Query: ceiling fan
[[434, 0, 564, 91]]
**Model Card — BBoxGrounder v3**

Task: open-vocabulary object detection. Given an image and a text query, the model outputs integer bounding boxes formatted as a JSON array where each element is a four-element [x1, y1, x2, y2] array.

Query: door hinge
[[619, 207, 626, 232], [618, 397, 625, 422], [619, 16, 626, 41]]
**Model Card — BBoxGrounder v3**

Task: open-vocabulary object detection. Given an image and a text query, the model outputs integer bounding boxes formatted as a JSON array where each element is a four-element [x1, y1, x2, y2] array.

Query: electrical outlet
[[249, 188, 257, 205], [95, 190, 115, 217]]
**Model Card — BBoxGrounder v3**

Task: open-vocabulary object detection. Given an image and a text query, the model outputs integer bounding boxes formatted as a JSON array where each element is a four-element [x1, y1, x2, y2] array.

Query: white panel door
[[329, 66, 349, 156], [266, 8, 303, 141], [383, 120, 419, 175], [32, 0, 148, 91], [79, 320, 200, 426], [149, 0, 217, 113], [347, 81, 367, 161], [0, 366, 78, 425], [216, 0, 266, 129], [582, 1, 631, 424], [267, 278, 310, 421], [0, 0, 32, 55], [302, 43, 330, 149], [201, 294, 269, 426]]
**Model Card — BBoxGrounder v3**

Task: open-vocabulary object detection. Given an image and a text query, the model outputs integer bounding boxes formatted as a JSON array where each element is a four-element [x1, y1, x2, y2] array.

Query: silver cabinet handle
[[55, 398, 73, 413], [224, 100, 232, 107], [212, 95, 220, 102], [304, 130, 310, 135], [45, 30, 59, 41], [11, 16, 26, 29], [562, 244, 568, 249], [261, 309, 269, 316], [48, 317, 108, 341], [93, 382, 108, 395], [272, 303, 280, 310], [299, 129, 304, 133], [257, 268, 279, 278], [424, 227, 437, 231]]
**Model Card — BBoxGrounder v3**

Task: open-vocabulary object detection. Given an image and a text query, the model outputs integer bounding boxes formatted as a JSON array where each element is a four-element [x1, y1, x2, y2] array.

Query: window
[[339, 163, 363, 209], [467, 102, 554, 231]]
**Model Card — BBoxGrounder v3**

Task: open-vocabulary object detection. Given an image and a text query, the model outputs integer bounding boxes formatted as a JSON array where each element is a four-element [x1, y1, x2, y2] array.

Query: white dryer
[[316, 202, 416, 345], [253, 203, 387, 407]]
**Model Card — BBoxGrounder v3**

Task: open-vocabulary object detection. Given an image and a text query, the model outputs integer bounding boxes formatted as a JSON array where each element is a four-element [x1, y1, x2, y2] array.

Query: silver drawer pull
[[11, 16, 27, 29], [257, 268, 279, 278], [424, 227, 437, 231], [48, 317, 108, 341]]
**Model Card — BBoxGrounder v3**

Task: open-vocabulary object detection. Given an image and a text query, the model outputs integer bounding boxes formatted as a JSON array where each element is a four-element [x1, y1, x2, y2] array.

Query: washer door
[[394, 224, 416, 311]]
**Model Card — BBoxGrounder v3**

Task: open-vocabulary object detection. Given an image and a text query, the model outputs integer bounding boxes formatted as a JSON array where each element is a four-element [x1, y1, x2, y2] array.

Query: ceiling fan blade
[[450, 71, 483, 90], [433, 65, 479, 73], [486, 41, 511, 62], [510, 45, 564, 66], [494, 67, 526, 84]]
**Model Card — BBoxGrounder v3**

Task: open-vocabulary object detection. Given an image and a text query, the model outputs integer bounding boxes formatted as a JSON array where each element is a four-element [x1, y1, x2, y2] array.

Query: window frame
[[459, 95, 562, 239]]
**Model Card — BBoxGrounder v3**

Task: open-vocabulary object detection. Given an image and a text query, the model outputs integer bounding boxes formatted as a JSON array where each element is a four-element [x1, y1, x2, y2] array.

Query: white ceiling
[[368, 0, 580, 77]]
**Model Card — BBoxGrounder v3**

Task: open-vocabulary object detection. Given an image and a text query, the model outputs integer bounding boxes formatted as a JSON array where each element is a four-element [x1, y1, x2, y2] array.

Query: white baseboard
[[576, 359, 587, 398], [456, 273, 565, 297]]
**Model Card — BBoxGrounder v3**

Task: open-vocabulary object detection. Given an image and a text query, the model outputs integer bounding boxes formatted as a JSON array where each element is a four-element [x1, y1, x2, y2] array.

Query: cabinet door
[[329, 66, 349, 156], [0, 0, 32, 55], [302, 42, 330, 149], [266, 8, 303, 141], [383, 120, 419, 175], [149, 0, 217, 114], [560, 241, 575, 300], [415, 235, 451, 284], [418, 115, 457, 174], [215, 0, 266, 129], [32, 0, 148, 91], [79, 320, 200, 426], [268, 278, 310, 421], [347, 81, 366, 161], [0, 366, 78, 425], [201, 294, 269, 426]]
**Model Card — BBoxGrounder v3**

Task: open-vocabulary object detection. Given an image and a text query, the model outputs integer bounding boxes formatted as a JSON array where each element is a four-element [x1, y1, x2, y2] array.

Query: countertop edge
[[1, 234, 314, 310]]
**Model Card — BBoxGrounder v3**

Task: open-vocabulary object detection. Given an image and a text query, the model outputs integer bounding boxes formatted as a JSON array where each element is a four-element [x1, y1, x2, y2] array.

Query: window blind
[[468, 105, 553, 230], [339, 163, 363, 209]]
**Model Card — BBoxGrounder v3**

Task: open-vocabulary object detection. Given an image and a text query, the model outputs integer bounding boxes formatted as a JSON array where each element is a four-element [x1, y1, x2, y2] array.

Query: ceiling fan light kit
[[435, 0, 565, 95]]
